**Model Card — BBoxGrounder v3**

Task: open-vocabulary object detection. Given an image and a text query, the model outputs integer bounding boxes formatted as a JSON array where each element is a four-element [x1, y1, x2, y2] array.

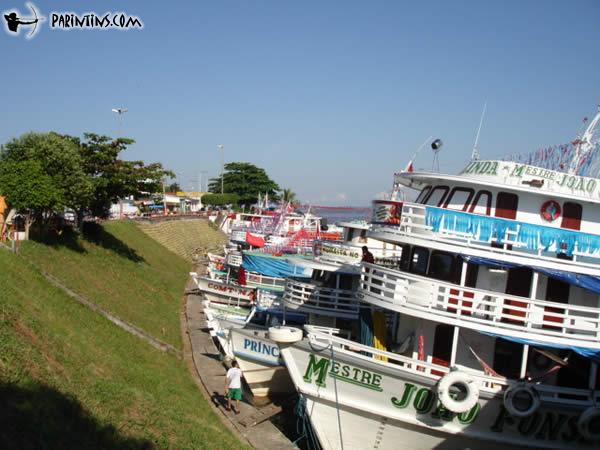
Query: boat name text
[[303, 354, 383, 391]]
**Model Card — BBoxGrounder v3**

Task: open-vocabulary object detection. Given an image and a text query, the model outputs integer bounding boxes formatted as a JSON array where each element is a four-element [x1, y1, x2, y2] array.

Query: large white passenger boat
[[272, 109, 600, 449]]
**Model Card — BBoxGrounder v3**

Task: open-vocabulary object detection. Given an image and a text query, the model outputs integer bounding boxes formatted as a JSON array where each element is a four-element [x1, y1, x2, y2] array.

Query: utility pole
[[162, 178, 167, 216], [218, 144, 224, 194]]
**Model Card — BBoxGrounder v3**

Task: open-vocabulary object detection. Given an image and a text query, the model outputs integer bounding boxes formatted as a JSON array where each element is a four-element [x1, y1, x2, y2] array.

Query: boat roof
[[395, 159, 600, 205], [338, 220, 369, 230]]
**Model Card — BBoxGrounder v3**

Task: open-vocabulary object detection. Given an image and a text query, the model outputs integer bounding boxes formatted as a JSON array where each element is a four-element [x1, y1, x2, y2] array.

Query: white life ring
[[503, 383, 541, 418], [578, 407, 600, 441], [268, 326, 303, 343], [436, 370, 480, 413]]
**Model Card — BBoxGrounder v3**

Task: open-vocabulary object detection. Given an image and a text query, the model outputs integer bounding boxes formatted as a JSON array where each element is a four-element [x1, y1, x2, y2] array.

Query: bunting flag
[[404, 160, 414, 173]]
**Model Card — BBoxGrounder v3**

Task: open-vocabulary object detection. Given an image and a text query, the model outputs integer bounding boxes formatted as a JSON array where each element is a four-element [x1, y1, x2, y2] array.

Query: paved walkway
[[183, 277, 297, 449]]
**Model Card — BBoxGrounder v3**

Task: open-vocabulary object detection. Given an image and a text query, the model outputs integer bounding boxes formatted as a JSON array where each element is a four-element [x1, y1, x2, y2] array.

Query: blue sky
[[1, 1, 599, 205]]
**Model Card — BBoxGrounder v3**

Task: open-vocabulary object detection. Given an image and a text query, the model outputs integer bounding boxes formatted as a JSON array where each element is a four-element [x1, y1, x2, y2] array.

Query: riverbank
[[0, 220, 244, 449]]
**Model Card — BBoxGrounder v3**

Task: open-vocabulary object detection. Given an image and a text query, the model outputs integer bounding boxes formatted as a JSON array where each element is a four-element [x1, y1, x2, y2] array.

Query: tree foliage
[[201, 193, 240, 206], [208, 162, 280, 205], [0, 132, 174, 231], [281, 188, 298, 204]]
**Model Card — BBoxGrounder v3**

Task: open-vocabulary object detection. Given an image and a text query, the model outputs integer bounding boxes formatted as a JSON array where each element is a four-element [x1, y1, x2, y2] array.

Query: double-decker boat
[[271, 109, 600, 449]]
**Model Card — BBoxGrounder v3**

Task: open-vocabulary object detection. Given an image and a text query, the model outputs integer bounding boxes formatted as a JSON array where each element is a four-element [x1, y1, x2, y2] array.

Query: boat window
[[561, 202, 582, 231], [468, 190, 492, 216], [423, 186, 449, 207], [338, 274, 355, 291], [495, 192, 518, 219], [556, 351, 590, 390], [398, 244, 412, 272], [432, 324, 453, 366], [416, 186, 432, 204], [409, 247, 429, 275], [493, 339, 522, 379], [345, 228, 355, 241], [443, 187, 474, 211], [427, 251, 459, 283]]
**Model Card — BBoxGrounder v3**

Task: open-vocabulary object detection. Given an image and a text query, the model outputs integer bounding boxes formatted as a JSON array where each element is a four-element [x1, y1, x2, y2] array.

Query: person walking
[[225, 360, 243, 414]]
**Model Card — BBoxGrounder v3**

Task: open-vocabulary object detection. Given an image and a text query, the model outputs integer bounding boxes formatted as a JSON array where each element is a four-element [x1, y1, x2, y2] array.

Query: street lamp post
[[218, 144, 224, 194]]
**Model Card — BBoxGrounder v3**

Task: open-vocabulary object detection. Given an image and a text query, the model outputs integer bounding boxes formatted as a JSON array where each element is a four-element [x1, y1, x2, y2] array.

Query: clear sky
[[1, 1, 599, 205]]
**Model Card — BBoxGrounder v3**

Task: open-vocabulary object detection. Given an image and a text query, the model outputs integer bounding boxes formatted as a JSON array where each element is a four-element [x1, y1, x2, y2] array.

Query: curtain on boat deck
[[426, 207, 600, 257]]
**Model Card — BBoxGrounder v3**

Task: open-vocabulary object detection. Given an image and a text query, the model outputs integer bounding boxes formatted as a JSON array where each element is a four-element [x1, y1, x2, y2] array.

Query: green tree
[[0, 160, 62, 238], [0, 132, 93, 231], [167, 182, 181, 192], [281, 188, 298, 204], [208, 162, 280, 205], [70, 133, 174, 220], [201, 193, 240, 206]]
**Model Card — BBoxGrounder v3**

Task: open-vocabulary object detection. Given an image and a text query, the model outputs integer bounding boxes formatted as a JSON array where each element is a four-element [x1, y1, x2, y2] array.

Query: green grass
[[19, 221, 189, 349], [137, 219, 226, 262], [0, 221, 245, 449]]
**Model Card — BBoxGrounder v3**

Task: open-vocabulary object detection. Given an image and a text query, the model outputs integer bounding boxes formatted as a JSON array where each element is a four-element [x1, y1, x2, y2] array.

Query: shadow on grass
[[34, 223, 144, 263], [0, 382, 154, 449]]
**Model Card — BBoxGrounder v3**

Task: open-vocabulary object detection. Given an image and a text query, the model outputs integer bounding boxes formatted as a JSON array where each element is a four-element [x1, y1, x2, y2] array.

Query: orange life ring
[[540, 200, 561, 222]]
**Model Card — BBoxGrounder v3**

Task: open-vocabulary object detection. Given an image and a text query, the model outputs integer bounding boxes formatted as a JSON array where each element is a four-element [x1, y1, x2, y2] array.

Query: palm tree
[[281, 188, 298, 205]]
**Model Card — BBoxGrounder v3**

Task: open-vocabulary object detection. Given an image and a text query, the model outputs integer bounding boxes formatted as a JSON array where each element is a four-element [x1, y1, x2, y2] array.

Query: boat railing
[[370, 202, 600, 272], [283, 279, 360, 319], [305, 326, 600, 407], [246, 271, 286, 290], [359, 262, 600, 347]]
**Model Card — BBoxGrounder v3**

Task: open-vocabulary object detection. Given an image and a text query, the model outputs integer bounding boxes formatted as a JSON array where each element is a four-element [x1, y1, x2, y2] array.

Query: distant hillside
[[0, 221, 243, 449], [137, 218, 226, 262]]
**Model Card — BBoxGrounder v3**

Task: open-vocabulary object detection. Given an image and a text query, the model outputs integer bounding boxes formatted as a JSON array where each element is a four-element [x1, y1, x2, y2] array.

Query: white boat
[[272, 109, 600, 449], [190, 273, 256, 308]]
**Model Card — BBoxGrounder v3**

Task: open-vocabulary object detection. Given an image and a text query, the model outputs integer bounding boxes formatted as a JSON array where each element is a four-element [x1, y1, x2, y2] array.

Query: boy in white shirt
[[225, 360, 243, 414]]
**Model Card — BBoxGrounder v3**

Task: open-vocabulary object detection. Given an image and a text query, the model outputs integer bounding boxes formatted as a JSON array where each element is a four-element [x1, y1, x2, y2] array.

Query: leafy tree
[[0, 160, 62, 238], [281, 188, 298, 204], [208, 162, 280, 205], [201, 193, 240, 206], [0, 132, 93, 231], [167, 182, 181, 192], [69, 133, 174, 220]]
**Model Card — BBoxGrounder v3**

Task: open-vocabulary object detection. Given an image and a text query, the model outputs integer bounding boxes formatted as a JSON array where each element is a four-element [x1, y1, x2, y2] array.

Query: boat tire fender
[[268, 326, 303, 343], [436, 370, 480, 413], [503, 383, 541, 418], [578, 407, 600, 441]]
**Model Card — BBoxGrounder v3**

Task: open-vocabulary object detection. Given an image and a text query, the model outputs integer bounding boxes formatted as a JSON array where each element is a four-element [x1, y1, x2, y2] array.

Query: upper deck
[[396, 160, 600, 205]]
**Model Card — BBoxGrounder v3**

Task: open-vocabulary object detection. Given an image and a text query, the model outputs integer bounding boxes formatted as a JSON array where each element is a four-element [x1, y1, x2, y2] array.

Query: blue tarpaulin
[[482, 331, 600, 363], [461, 254, 600, 296], [242, 253, 311, 278], [426, 207, 600, 257]]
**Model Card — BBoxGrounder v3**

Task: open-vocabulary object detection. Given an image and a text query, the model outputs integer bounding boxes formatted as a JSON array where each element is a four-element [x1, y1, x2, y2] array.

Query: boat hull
[[281, 340, 594, 450], [229, 328, 294, 398], [196, 276, 255, 308]]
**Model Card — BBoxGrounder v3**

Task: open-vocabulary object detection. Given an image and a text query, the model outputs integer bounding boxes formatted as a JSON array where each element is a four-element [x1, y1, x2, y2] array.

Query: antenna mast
[[471, 102, 487, 161]]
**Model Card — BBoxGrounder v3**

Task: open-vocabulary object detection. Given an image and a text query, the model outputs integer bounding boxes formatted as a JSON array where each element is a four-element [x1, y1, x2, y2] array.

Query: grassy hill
[[137, 218, 226, 262], [0, 221, 243, 449]]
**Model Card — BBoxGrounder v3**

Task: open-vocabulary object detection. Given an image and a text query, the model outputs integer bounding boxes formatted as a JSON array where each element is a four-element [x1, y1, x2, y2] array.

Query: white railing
[[305, 326, 600, 407], [370, 202, 600, 272], [359, 263, 600, 348], [283, 280, 361, 319], [230, 229, 248, 243], [246, 272, 286, 291]]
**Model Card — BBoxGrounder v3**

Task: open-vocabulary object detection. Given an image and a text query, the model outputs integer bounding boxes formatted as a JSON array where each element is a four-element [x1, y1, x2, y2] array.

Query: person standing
[[361, 246, 375, 264], [225, 360, 243, 414]]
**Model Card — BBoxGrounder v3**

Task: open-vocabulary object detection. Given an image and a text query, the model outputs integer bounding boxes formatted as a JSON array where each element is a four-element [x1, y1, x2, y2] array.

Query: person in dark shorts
[[225, 360, 243, 414]]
